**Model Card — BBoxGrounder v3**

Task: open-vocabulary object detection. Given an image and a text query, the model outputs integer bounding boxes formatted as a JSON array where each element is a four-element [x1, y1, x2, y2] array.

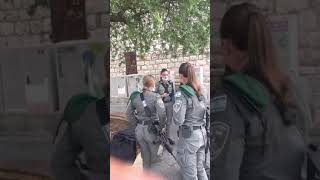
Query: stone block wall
[[0, 0, 108, 48], [0, 0, 108, 136], [110, 52, 210, 88]]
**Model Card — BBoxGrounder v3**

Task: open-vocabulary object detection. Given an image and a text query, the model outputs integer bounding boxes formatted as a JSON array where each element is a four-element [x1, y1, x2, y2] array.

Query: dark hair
[[179, 62, 202, 97], [220, 3, 293, 120], [160, 68, 168, 74]]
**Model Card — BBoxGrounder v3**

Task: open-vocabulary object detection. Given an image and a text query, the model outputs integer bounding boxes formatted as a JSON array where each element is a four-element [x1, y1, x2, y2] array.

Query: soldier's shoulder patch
[[173, 99, 182, 113], [212, 94, 227, 112], [174, 91, 182, 98], [212, 121, 230, 160]]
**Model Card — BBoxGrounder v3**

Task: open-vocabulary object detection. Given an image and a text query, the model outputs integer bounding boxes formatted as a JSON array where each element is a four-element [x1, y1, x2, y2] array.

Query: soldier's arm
[[126, 99, 137, 127], [212, 91, 246, 180], [155, 82, 161, 94], [51, 128, 84, 180], [172, 91, 187, 126], [155, 95, 166, 127]]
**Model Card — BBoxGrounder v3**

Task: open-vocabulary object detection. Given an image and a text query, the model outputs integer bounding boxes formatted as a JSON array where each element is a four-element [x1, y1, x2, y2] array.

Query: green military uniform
[[212, 73, 308, 180]]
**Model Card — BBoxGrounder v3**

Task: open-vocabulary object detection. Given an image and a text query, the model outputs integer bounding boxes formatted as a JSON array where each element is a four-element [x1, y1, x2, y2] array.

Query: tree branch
[[133, 10, 149, 20]]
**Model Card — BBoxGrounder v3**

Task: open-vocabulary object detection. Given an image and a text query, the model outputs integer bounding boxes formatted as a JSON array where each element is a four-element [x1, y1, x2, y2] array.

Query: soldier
[[212, 3, 308, 180], [173, 62, 208, 180], [51, 61, 108, 180], [155, 68, 175, 140], [50, 93, 108, 180], [126, 75, 167, 170]]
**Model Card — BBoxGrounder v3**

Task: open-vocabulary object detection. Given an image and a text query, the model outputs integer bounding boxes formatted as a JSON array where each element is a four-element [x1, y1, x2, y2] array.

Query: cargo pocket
[[144, 126, 156, 144], [185, 142, 198, 167], [176, 148, 185, 167]]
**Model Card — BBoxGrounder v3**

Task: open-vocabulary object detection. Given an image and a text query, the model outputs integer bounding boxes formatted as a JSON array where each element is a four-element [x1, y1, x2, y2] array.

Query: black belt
[[192, 126, 202, 130], [137, 120, 152, 126], [180, 125, 202, 130]]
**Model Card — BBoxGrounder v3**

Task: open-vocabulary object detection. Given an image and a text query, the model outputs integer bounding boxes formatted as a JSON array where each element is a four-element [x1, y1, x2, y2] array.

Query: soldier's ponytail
[[221, 3, 294, 124], [179, 62, 202, 97]]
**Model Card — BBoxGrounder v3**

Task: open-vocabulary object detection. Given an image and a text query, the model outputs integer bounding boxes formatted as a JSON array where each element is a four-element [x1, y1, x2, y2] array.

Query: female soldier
[[212, 3, 308, 180], [173, 62, 208, 180], [126, 75, 166, 170], [155, 68, 175, 141]]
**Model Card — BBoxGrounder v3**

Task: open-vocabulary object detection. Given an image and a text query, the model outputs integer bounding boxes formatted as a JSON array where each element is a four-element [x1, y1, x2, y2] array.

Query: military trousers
[[135, 124, 162, 170], [164, 101, 174, 139], [177, 127, 208, 180]]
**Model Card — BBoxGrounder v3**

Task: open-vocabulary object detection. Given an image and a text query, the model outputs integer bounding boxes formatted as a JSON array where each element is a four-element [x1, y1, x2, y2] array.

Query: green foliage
[[111, 0, 210, 61]]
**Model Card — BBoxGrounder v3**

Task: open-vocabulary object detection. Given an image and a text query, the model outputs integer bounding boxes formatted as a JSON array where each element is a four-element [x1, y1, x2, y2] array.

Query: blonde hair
[[142, 75, 155, 91]]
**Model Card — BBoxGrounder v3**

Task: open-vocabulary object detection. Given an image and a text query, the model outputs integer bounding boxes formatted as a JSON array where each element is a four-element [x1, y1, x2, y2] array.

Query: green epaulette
[[129, 91, 140, 102], [223, 73, 270, 113], [180, 85, 195, 97]]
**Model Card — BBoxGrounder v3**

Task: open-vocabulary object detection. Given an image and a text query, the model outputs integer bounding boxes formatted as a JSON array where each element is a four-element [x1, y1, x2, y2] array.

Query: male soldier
[[126, 75, 167, 170], [155, 69, 175, 141]]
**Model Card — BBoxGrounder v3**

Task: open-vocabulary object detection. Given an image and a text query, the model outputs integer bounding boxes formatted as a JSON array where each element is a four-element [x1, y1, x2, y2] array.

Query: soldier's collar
[[180, 84, 195, 97], [223, 73, 270, 113]]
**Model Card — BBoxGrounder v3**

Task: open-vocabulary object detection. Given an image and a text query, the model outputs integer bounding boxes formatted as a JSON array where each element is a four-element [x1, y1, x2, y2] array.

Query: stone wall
[[212, 0, 320, 134], [110, 52, 210, 87], [0, 0, 108, 137], [0, 0, 108, 48]]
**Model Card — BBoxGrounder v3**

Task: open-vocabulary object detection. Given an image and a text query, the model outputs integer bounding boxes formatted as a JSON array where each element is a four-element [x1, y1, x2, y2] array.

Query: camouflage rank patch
[[212, 95, 227, 112]]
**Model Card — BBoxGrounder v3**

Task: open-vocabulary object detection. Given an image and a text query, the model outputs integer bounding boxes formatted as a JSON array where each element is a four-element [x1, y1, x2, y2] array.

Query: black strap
[[161, 82, 169, 94], [161, 81, 175, 100], [140, 93, 152, 117], [52, 118, 64, 144]]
